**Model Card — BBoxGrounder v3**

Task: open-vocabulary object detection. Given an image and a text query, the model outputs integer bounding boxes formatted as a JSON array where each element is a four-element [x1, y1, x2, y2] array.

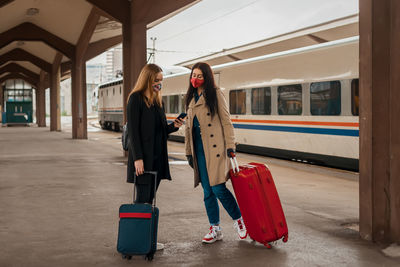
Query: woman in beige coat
[[185, 62, 247, 244]]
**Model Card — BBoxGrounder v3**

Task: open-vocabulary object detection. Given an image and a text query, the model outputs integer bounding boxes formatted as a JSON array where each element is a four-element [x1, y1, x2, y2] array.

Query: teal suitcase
[[117, 171, 159, 261]]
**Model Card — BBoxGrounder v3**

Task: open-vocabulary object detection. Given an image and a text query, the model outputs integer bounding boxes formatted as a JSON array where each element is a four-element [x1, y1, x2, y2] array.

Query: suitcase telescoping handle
[[229, 152, 240, 173], [133, 171, 158, 207]]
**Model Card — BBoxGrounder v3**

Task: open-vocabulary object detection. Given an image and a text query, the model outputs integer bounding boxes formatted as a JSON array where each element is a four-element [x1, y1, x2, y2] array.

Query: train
[[96, 36, 359, 171]]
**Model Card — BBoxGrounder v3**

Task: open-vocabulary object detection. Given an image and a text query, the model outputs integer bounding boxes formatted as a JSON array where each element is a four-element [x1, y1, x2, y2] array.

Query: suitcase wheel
[[145, 253, 154, 261], [264, 243, 272, 249], [283, 234, 288, 243], [122, 254, 132, 260]]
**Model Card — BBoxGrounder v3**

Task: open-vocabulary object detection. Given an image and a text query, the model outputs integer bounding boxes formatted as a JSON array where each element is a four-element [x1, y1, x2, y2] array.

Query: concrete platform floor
[[1, 125, 399, 267]]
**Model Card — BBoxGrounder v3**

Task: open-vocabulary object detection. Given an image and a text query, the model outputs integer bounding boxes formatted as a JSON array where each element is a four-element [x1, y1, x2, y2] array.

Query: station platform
[[0, 125, 399, 267]]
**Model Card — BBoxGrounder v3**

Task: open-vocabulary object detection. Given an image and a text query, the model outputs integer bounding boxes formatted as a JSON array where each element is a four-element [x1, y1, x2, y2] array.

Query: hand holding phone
[[174, 112, 186, 128], [177, 112, 187, 120]]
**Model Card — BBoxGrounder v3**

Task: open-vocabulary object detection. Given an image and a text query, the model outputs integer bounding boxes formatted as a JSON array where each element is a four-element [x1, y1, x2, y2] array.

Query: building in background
[[50, 45, 121, 117], [106, 44, 122, 81]]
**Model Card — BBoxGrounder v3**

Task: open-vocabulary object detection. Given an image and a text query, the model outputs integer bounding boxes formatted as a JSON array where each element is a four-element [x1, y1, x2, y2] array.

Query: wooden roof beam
[[0, 62, 39, 80], [76, 8, 101, 62], [0, 0, 14, 8], [61, 61, 72, 76], [132, 0, 199, 27], [0, 48, 52, 73], [0, 72, 38, 88], [59, 35, 123, 78], [0, 22, 75, 58], [85, 35, 122, 61], [52, 52, 63, 71], [85, 0, 129, 23], [92, 6, 115, 21], [87, 0, 198, 26]]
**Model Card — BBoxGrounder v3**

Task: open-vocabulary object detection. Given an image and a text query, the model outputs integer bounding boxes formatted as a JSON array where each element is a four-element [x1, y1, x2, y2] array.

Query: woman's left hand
[[227, 148, 235, 158], [174, 118, 185, 128]]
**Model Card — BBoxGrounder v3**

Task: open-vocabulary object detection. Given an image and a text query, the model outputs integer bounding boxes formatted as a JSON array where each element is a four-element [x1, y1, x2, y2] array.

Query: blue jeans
[[193, 126, 241, 225]]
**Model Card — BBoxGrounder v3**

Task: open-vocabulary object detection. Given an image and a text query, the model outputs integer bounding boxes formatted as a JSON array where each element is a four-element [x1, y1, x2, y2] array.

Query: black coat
[[126, 92, 178, 184]]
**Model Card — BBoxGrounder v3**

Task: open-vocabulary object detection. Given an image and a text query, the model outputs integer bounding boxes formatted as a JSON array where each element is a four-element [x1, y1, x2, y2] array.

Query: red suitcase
[[229, 156, 288, 248]]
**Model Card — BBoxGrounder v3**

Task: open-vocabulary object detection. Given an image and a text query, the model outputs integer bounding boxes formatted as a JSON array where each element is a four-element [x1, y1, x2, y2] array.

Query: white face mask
[[153, 83, 162, 92]]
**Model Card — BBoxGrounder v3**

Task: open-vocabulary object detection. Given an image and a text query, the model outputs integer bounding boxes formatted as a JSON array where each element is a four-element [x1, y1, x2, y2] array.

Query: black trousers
[[134, 157, 163, 203], [135, 176, 161, 204]]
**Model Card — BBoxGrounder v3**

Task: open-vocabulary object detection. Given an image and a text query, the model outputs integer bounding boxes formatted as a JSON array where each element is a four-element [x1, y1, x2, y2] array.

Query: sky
[[89, 0, 358, 67]]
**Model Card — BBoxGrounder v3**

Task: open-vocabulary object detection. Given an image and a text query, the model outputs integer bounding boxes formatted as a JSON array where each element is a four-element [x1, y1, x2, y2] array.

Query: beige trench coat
[[185, 88, 236, 188]]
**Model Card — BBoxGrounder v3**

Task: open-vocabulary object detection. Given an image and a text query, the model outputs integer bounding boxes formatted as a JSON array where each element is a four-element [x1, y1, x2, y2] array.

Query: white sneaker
[[156, 242, 164, 250], [234, 217, 248, 239], [202, 225, 223, 243]]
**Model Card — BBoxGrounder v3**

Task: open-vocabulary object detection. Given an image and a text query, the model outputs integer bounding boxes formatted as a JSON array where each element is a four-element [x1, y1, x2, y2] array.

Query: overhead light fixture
[[16, 41, 25, 46], [26, 8, 39, 16]]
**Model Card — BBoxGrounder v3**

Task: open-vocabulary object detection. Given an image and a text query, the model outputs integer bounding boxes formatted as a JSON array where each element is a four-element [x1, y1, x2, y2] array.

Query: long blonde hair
[[127, 64, 163, 107]]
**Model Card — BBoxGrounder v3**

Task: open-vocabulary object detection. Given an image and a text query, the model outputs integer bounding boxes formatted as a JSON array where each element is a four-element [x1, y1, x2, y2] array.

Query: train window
[[310, 81, 341, 115], [120, 86, 122, 95], [169, 95, 179, 114], [278, 84, 302, 115], [230, 90, 246, 115], [107, 89, 108, 96], [351, 79, 359, 116], [251, 87, 271, 115], [101, 90, 103, 97], [113, 88, 115, 95]]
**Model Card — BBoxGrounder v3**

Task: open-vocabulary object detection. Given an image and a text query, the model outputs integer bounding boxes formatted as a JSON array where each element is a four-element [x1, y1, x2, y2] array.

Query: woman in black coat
[[126, 64, 184, 203]]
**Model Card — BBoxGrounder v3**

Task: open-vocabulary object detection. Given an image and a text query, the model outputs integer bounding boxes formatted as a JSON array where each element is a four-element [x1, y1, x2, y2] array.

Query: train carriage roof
[[177, 14, 358, 69]]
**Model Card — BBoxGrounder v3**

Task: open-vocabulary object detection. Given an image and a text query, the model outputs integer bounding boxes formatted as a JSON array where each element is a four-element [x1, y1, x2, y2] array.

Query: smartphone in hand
[[177, 112, 187, 120]]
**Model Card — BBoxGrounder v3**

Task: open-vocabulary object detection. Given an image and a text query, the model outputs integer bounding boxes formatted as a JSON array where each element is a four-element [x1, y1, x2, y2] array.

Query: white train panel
[[98, 37, 360, 170]]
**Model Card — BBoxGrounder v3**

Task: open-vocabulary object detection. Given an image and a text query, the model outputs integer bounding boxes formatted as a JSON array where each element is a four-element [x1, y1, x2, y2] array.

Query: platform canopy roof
[[0, 0, 200, 88], [178, 14, 358, 68]]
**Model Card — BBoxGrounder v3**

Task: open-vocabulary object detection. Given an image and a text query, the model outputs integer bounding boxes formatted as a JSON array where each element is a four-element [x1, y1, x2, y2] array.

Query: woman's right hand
[[134, 159, 144, 176]]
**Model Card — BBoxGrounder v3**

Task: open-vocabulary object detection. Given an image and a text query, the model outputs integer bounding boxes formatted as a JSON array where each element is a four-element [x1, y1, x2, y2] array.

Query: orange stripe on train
[[166, 117, 359, 127]]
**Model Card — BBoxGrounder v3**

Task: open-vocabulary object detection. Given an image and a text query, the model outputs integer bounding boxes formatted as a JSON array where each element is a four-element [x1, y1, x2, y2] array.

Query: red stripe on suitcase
[[119, 212, 152, 218]]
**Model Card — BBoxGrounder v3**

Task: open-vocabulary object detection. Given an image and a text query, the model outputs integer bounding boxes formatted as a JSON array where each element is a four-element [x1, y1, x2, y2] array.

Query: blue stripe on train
[[168, 120, 359, 137], [233, 124, 359, 137]]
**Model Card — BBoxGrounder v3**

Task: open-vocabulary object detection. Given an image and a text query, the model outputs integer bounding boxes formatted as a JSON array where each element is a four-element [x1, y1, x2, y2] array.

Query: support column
[[388, 0, 400, 242], [50, 53, 62, 131], [122, 20, 146, 125], [70, 8, 100, 139], [0, 85, 3, 124], [35, 88, 39, 125], [71, 59, 87, 139], [359, 0, 400, 243], [0, 85, 3, 114], [36, 71, 46, 127]]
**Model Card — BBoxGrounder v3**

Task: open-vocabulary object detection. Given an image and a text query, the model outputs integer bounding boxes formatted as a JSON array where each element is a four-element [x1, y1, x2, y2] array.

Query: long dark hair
[[185, 62, 218, 116]]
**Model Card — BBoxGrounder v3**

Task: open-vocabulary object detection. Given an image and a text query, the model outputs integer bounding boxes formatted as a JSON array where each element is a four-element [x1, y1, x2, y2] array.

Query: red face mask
[[191, 77, 204, 88]]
